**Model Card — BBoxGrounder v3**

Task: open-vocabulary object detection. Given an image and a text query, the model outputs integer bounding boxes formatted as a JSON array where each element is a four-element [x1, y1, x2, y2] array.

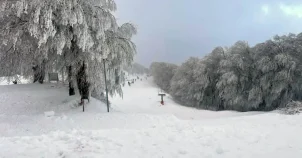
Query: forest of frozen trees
[[1, 0, 301, 112], [0, 0, 137, 100], [124, 63, 149, 75], [151, 33, 302, 112], [150, 62, 178, 92]]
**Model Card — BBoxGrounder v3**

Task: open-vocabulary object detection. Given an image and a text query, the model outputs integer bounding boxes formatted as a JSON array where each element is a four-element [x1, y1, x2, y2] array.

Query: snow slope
[[0, 76, 302, 158], [1, 114, 302, 158], [110, 77, 264, 120]]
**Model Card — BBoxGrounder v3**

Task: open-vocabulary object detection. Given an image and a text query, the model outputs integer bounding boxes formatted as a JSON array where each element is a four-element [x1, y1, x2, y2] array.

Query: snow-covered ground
[[0, 76, 302, 158], [110, 77, 264, 120]]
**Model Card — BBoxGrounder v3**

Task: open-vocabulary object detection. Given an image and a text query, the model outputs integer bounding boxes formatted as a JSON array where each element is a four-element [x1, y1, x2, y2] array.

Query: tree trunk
[[69, 27, 78, 96], [68, 65, 75, 96], [38, 60, 46, 84], [32, 59, 46, 84], [61, 67, 65, 84], [32, 65, 39, 83], [76, 61, 90, 102]]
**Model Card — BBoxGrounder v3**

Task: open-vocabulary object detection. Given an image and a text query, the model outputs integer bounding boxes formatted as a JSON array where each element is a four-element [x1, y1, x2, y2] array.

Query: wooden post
[[83, 99, 85, 112], [103, 59, 109, 113]]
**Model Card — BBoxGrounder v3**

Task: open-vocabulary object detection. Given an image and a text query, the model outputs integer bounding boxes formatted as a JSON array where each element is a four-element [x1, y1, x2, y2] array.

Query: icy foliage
[[0, 0, 137, 97], [124, 63, 149, 75], [150, 62, 178, 92], [170, 57, 207, 108], [170, 48, 225, 110], [167, 33, 302, 111], [279, 101, 302, 115]]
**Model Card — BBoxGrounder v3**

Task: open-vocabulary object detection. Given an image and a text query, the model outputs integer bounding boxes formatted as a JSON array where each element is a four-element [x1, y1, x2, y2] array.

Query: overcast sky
[[115, 0, 302, 67]]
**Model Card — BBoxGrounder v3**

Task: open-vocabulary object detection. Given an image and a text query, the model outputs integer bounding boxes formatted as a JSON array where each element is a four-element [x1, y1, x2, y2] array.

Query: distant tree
[[124, 62, 149, 75], [167, 33, 302, 112], [170, 57, 206, 108], [170, 47, 225, 110], [216, 41, 257, 111], [150, 62, 178, 92]]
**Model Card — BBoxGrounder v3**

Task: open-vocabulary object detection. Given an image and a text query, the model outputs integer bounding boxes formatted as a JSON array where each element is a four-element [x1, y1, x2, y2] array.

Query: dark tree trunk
[[32, 65, 39, 83], [38, 60, 46, 84], [68, 65, 75, 96], [68, 27, 78, 96], [68, 26, 90, 105], [76, 61, 90, 103], [32, 60, 46, 84]]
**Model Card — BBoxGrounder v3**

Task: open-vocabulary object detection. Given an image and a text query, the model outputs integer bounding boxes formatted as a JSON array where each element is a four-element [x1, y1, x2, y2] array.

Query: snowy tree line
[[124, 63, 149, 75], [150, 62, 178, 92], [151, 33, 302, 111], [0, 0, 137, 102]]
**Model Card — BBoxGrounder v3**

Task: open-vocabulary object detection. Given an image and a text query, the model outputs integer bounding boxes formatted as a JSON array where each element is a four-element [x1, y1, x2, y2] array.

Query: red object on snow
[[161, 101, 164, 105]]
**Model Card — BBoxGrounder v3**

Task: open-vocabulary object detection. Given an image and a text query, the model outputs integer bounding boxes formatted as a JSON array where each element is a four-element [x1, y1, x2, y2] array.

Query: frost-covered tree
[[90, 23, 137, 99], [166, 33, 302, 111], [124, 62, 148, 75], [251, 35, 300, 110], [150, 62, 178, 92], [216, 41, 258, 111], [170, 57, 206, 108], [290, 33, 302, 101], [0, 0, 137, 100], [201, 47, 226, 110], [170, 47, 225, 110]]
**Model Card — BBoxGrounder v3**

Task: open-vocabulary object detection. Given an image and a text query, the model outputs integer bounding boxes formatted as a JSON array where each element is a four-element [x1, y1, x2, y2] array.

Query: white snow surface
[[0, 76, 302, 158]]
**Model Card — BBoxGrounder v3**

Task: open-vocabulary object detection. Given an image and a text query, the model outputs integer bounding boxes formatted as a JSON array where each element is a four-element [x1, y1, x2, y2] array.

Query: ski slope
[[110, 77, 264, 120], [0, 76, 302, 158]]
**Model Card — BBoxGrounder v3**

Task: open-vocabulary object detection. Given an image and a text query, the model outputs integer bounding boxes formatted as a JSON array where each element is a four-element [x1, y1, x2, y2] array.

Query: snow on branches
[[0, 0, 137, 98], [154, 33, 302, 112]]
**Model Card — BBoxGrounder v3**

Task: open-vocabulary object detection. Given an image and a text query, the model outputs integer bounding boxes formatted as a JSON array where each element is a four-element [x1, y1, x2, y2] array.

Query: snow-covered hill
[[0, 77, 302, 158]]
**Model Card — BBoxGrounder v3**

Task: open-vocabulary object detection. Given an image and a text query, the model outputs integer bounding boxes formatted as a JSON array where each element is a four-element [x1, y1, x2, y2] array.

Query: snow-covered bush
[[279, 101, 302, 115]]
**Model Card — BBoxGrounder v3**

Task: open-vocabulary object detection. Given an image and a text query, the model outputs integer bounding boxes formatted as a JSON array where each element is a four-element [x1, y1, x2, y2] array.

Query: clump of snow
[[279, 101, 302, 115], [215, 146, 224, 154]]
